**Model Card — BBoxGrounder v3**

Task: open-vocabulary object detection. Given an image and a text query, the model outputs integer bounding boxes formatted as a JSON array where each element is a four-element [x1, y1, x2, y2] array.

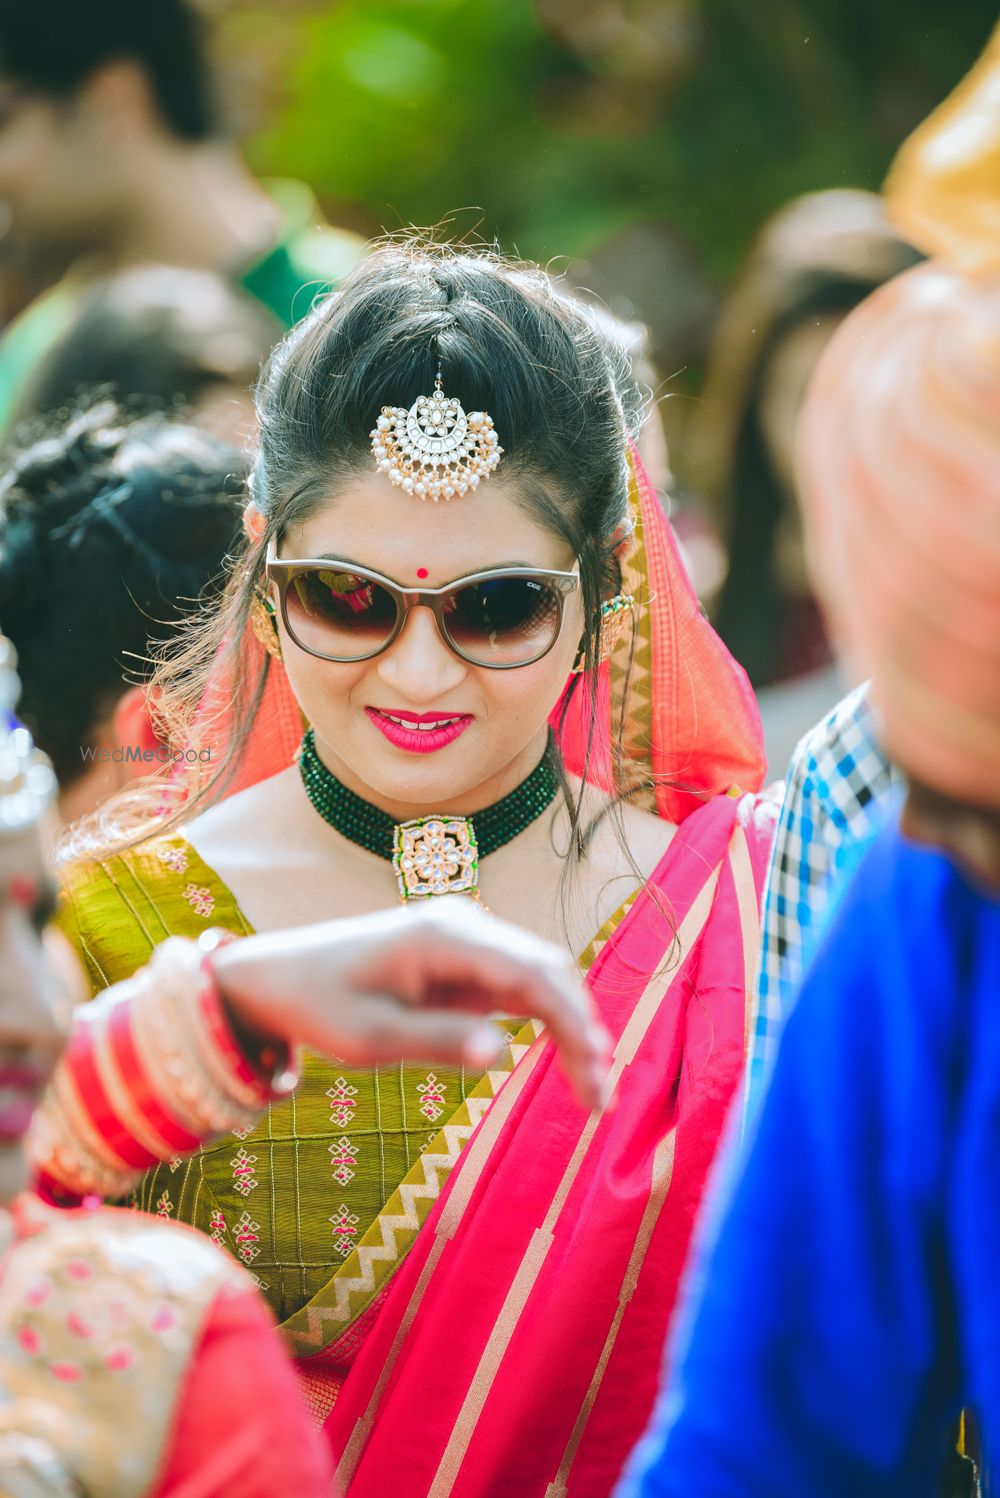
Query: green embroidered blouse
[[57, 831, 631, 1356]]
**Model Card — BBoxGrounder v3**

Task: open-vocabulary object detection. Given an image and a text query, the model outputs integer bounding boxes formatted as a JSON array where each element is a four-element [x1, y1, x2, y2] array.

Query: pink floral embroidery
[[329, 1204, 360, 1258], [328, 1136, 358, 1188], [326, 1077, 358, 1128], [181, 883, 215, 918], [230, 1147, 258, 1197], [231, 1123, 252, 1142], [18, 1325, 40, 1355], [181, 880, 217, 916], [155, 1191, 173, 1219], [209, 1209, 227, 1246], [417, 1072, 446, 1123], [105, 1348, 133, 1372], [234, 1210, 261, 1265], [50, 1363, 82, 1382], [156, 845, 189, 874]]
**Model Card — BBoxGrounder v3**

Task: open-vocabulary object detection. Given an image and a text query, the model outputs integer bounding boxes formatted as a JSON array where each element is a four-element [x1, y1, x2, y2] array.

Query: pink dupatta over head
[[200, 448, 771, 1495]]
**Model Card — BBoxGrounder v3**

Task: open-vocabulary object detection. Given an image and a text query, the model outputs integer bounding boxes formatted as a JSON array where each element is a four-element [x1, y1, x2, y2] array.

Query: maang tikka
[[370, 371, 502, 502]]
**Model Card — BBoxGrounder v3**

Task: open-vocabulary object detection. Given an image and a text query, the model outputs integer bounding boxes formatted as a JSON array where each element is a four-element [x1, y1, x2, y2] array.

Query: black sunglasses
[[265, 545, 580, 669]]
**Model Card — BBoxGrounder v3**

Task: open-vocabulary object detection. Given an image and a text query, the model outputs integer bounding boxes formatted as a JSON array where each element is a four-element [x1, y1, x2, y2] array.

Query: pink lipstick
[[0, 1067, 48, 1141], [365, 707, 473, 755]]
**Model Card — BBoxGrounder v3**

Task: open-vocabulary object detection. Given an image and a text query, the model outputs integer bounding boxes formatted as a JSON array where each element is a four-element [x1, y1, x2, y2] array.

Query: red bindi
[[416, 567, 429, 579]]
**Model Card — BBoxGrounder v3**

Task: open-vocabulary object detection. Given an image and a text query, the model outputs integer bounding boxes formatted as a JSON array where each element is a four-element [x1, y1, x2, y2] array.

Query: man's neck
[[901, 784, 1000, 895], [110, 139, 282, 277]]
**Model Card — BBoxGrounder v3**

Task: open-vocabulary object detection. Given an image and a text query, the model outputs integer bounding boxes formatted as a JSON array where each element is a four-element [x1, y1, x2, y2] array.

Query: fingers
[[389, 907, 611, 1111], [478, 951, 610, 1112], [316, 993, 507, 1069]]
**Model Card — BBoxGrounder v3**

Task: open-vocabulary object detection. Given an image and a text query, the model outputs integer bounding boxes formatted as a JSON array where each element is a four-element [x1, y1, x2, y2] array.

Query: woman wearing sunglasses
[[52, 243, 774, 1496]]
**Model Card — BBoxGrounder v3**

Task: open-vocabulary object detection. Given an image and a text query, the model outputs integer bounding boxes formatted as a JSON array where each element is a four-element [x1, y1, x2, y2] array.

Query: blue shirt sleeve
[[620, 827, 964, 1498]]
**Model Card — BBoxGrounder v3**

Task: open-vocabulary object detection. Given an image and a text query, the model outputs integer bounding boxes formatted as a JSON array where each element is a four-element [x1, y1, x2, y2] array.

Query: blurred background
[[219, 0, 994, 404], [0, 0, 996, 780]]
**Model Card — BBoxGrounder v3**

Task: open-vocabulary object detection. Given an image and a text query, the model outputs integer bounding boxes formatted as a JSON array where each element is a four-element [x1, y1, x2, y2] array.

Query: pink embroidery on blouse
[[329, 1204, 360, 1258], [156, 845, 189, 874], [328, 1136, 358, 1188], [417, 1072, 446, 1123], [181, 883, 215, 918], [151, 1305, 174, 1333], [230, 1147, 258, 1197], [18, 1325, 41, 1355], [234, 1210, 261, 1265], [326, 1077, 358, 1128]]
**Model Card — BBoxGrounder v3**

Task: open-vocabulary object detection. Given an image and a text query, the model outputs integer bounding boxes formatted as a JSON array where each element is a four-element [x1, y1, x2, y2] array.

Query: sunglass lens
[[445, 577, 561, 665], [286, 569, 397, 659]]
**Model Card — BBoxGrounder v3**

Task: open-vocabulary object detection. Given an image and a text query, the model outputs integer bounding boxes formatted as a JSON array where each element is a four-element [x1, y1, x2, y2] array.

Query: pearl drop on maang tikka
[[370, 374, 502, 502]]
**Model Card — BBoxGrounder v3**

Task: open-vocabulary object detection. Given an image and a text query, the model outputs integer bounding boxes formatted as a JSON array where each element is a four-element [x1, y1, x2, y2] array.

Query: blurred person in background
[[16, 264, 282, 441], [689, 189, 920, 774], [0, 0, 363, 437], [51, 241, 775, 1494], [576, 294, 726, 602], [621, 29, 1000, 1498], [0, 400, 244, 822]]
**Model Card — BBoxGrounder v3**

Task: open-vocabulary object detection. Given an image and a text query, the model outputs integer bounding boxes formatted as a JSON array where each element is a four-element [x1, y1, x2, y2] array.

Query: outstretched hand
[[211, 899, 611, 1111]]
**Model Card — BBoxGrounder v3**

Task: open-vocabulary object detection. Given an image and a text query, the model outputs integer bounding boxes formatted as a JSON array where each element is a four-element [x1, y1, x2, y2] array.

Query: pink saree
[[190, 447, 773, 1493], [325, 789, 771, 1497]]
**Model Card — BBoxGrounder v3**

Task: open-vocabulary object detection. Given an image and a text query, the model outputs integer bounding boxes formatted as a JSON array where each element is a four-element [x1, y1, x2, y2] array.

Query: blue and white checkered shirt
[[748, 683, 897, 1113]]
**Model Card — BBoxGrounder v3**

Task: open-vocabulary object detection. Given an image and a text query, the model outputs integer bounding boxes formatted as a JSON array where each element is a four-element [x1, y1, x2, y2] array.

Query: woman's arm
[[31, 899, 609, 1200]]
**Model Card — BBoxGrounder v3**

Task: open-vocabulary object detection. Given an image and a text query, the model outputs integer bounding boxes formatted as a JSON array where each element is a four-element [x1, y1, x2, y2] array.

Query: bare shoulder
[[183, 766, 303, 866], [613, 798, 678, 881], [572, 780, 677, 886]]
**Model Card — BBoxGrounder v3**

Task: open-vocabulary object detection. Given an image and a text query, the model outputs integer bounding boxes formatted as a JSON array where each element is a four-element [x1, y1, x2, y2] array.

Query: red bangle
[[196, 928, 298, 1098]]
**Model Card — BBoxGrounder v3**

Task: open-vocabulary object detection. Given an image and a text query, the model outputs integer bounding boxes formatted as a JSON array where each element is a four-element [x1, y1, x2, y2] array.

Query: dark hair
[[0, 398, 244, 784], [691, 190, 922, 687], [252, 243, 639, 586], [70, 241, 645, 864], [0, 0, 216, 141], [18, 266, 280, 425]]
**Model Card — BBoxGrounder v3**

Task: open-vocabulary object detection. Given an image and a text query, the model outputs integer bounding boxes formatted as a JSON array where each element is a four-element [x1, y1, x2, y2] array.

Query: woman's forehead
[[282, 472, 575, 578]]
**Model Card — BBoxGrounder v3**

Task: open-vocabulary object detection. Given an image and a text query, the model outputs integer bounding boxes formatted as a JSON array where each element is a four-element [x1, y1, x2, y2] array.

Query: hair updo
[[250, 243, 642, 622]]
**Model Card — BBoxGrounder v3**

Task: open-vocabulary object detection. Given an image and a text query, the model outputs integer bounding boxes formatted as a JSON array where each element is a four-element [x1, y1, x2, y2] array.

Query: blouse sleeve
[[149, 1287, 334, 1498], [29, 934, 292, 1202]]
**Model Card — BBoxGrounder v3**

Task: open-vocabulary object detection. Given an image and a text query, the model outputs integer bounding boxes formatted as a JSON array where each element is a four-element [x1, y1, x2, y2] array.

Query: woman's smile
[[365, 706, 474, 754]]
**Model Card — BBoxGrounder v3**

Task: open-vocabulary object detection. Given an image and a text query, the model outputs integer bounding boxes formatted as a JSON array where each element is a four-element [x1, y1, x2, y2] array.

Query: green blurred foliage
[[228, 0, 997, 282]]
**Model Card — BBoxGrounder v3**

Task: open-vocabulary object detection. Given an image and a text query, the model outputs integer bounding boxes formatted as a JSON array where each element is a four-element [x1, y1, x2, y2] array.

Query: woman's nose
[[374, 606, 468, 701]]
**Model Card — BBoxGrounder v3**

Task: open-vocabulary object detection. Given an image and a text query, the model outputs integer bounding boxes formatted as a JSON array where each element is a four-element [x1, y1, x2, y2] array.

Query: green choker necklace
[[298, 727, 559, 902]]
